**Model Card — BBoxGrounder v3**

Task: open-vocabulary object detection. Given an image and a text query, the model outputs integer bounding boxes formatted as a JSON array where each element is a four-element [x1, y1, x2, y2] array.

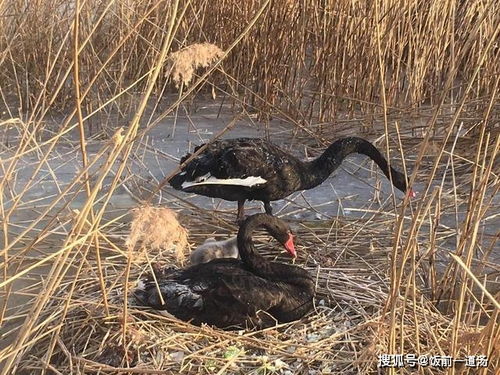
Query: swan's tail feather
[[169, 171, 188, 190], [134, 278, 204, 313]]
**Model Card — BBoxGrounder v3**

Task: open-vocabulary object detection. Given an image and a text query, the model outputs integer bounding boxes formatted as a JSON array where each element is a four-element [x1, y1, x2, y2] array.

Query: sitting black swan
[[169, 137, 414, 221], [134, 214, 314, 329]]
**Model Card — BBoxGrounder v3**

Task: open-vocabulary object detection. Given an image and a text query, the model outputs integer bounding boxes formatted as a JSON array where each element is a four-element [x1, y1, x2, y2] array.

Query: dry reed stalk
[[2, 1, 497, 128], [376, 15, 500, 370], [1, 1, 499, 374], [0, 127, 130, 373], [3, 0, 185, 364]]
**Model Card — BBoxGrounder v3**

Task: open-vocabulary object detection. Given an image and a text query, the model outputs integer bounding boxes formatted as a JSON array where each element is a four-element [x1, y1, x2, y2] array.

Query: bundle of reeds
[[0, 0, 498, 373]]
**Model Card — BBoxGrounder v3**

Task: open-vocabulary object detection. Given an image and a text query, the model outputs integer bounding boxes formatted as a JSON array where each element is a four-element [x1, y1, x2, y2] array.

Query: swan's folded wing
[[179, 139, 287, 187], [203, 271, 288, 321]]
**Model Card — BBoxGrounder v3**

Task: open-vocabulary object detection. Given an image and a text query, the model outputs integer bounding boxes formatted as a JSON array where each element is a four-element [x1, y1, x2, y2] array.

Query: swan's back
[[169, 138, 304, 200], [135, 259, 313, 328], [137, 259, 279, 327]]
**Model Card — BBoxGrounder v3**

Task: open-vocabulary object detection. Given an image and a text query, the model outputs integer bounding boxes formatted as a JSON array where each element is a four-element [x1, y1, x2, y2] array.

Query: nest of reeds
[[12, 210, 495, 374]]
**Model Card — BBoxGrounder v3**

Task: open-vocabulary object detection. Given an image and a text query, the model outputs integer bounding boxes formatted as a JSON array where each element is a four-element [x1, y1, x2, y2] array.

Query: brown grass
[[0, 0, 499, 374], [0, 0, 498, 124], [126, 205, 189, 264]]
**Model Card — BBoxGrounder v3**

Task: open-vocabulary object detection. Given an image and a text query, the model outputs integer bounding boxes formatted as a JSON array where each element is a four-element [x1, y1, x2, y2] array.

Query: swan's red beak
[[408, 189, 416, 198], [284, 234, 296, 257]]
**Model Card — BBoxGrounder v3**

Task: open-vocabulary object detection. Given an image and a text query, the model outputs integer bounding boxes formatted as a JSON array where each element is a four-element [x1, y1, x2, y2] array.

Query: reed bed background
[[0, 0, 499, 373]]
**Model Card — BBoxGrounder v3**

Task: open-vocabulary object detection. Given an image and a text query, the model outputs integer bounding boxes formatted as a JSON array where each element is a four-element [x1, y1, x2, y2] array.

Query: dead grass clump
[[166, 43, 224, 88], [126, 205, 189, 264]]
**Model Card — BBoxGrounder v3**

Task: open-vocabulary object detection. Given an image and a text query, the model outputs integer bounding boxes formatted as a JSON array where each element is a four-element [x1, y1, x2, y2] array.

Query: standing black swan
[[169, 137, 414, 221], [134, 214, 314, 329]]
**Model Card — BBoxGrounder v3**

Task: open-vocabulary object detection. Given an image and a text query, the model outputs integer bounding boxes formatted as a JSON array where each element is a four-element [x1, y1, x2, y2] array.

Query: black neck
[[303, 137, 407, 192], [237, 214, 305, 281]]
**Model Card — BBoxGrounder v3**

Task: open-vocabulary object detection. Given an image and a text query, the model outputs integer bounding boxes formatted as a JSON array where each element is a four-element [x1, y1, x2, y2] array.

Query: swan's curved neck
[[303, 137, 399, 190], [238, 217, 272, 275], [237, 216, 299, 280]]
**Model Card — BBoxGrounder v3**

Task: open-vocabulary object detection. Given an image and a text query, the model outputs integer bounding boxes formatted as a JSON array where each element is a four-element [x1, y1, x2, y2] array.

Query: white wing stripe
[[181, 175, 267, 188]]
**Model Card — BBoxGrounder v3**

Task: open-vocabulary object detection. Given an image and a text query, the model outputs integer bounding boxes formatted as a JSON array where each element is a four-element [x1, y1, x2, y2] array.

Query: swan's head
[[392, 171, 416, 198], [265, 218, 296, 258], [240, 214, 297, 257], [273, 229, 296, 258]]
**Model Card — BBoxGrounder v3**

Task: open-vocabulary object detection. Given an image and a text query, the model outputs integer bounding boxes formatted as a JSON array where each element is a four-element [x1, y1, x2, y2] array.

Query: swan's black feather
[[169, 138, 304, 202], [135, 259, 306, 327]]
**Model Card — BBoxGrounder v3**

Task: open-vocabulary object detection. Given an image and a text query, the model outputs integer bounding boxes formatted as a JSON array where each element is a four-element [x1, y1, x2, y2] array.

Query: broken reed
[[0, 0, 498, 125]]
